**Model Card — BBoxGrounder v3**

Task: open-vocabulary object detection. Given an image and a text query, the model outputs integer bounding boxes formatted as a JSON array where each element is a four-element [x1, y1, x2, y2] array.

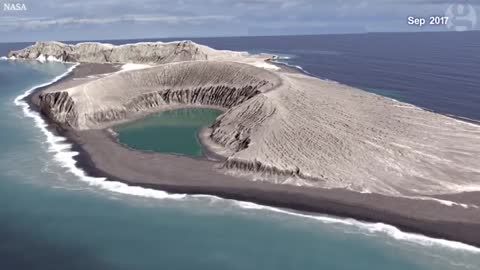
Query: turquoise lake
[[115, 108, 222, 157], [0, 60, 479, 270]]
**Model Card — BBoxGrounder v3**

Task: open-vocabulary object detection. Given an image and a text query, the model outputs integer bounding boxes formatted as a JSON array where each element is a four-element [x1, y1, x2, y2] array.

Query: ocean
[[1, 32, 480, 269]]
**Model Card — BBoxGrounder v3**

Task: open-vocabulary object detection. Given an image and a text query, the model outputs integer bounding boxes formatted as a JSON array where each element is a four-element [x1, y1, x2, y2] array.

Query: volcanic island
[[9, 41, 480, 247]]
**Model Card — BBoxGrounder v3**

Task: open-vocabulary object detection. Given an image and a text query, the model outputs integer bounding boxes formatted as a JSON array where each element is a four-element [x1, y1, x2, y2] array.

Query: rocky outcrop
[[38, 91, 78, 126], [8, 40, 249, 64]]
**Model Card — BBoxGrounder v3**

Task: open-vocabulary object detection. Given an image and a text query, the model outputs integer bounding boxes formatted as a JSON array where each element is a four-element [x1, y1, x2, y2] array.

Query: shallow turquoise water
[[0, 60, 479, 270], [116, 108, 222, 156]]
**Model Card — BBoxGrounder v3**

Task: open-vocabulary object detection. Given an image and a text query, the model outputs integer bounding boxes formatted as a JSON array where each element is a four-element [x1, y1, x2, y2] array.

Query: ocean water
[[1, 32, 480, 269], [115, 108, 222, 156]]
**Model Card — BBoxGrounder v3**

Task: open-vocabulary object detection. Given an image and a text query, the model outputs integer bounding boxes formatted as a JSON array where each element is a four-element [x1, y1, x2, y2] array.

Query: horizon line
[[1, 30, 478, 44]]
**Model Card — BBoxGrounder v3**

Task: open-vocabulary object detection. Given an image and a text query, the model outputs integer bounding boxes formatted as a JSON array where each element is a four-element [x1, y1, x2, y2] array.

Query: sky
[[0, 0, 478, 42]]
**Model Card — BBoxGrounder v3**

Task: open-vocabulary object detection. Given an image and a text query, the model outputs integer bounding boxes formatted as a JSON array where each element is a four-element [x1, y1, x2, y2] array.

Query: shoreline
[[55, 130, 480, 252], [17, 62, 480, 250], [48, 129, 480, 253]]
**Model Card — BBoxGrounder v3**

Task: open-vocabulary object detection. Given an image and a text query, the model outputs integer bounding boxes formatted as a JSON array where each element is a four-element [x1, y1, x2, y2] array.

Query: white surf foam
[[272, 59, 314, 76], [36, 54, 46, 63], [14, 62, 480, 254], [252, 61, 281, 70], [0, 56, 7, 60], [233, 200, 480, 253], [271, 54, 294, 61], [47, 55, 62, 62], [35, 54, 64, 63]]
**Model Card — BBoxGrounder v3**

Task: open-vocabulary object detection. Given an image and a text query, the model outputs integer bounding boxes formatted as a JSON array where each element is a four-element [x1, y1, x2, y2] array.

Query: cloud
[[0, 0, 472, 42], [230, 0, 309, 8], [410, 0, 480, 4], [0, 14, 233, 30]]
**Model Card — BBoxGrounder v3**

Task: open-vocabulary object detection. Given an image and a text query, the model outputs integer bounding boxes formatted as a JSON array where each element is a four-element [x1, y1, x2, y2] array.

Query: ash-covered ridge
[[16, 41, 480, 197], [8, 40, 250, 64], [38, 61, 280, 130]]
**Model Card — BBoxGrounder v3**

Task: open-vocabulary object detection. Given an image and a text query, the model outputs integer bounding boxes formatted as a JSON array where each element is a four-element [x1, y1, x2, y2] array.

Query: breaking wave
[[272, 60, 314, 75], [13, 62, 480, 254], [233, 201, 480, 253], [270, 54, 315, 76]]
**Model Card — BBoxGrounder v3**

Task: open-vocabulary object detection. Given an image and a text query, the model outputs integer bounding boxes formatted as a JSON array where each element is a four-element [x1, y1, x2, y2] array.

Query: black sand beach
[[28, 63, 480, 248]]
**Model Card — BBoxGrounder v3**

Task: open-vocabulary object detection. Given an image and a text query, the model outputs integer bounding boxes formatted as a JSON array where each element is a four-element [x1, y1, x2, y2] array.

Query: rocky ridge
[[38, 61, 280, 129], [8, 40, 249, 64]]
